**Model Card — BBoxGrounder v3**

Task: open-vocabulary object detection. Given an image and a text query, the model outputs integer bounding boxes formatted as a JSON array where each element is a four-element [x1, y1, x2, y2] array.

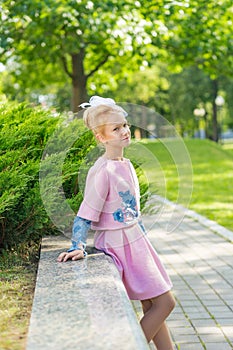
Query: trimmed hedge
[[0, 103, 97, 250], [0, 103, 150, 251], [0, 103, 61, 249]]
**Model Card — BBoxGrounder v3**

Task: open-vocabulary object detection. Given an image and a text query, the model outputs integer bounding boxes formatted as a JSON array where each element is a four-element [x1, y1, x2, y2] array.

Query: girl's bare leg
[[140, 291, 175, 350], [153, 322, 174, 350]]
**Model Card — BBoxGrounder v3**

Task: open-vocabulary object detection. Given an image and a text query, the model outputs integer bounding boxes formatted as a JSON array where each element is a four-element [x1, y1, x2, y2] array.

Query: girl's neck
[[103, 147, 124, 161]]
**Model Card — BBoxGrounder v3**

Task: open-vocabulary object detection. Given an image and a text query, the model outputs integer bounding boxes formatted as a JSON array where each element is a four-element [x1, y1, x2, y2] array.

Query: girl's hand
[[57, 249, 85, 262]]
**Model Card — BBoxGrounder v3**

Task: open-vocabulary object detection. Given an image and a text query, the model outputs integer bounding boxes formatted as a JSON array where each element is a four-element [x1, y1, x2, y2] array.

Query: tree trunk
[[71, 50, 88, 113], [212, 79, 218, 142]]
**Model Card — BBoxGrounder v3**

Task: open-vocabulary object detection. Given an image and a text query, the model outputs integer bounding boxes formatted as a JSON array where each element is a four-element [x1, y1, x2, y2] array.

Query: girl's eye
[[113, 123, 130, 131]]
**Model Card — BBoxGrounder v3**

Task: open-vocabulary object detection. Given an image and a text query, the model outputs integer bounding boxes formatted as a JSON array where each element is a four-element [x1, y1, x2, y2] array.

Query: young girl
[[58, 96, 175, 350]]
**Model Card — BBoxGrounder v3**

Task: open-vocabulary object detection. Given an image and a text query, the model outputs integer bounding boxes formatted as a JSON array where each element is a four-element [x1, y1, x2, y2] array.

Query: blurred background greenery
[[1, 0, 233, 142]]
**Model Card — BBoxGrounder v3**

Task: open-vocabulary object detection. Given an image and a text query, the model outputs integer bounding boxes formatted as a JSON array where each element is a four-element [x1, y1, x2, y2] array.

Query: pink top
[[78, 157, 141, 230]]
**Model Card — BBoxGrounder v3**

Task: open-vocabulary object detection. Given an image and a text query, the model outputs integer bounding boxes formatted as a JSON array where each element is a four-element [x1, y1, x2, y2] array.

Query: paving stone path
[[134, 200, 233, 350]]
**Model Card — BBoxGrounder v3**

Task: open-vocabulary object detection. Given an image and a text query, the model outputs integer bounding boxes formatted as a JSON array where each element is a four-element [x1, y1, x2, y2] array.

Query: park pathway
[[133, 198, 233, 350]]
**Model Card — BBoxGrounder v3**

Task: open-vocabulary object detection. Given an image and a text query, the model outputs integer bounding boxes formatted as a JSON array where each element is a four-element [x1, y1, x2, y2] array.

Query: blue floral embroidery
[[113, 208, 124, 222], [113, 190, 138, 224], [119, 190, 136, 208]]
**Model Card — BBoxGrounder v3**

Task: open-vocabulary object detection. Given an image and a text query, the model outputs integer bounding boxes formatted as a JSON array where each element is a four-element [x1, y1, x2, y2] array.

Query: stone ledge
[[26, 236, 149, 350]]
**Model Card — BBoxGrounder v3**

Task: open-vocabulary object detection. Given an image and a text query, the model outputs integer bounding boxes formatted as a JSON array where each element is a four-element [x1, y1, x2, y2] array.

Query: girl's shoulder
[[90, 156, 108, 171], [87, 156, 109, 178]]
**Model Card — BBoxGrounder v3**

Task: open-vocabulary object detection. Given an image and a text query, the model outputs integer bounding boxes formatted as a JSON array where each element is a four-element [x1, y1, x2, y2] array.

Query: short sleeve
[[78, 162, 109, 222]]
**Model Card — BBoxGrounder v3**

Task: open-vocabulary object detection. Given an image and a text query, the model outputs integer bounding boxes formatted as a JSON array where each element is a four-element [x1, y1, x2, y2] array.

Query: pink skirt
[[94, 223, 172, 300]]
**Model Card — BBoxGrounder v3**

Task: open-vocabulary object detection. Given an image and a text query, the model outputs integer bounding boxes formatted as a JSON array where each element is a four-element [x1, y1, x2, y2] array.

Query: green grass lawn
[[143, 138, 233, 231], [0, 268, 36, 350], [222, 141, 233, 157], [0, 244, 39, 350]]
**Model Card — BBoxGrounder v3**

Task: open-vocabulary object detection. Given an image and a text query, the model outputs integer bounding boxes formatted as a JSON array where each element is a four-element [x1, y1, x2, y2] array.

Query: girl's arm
[[57, 216, 91, 262], [68, 216, 91, 254]]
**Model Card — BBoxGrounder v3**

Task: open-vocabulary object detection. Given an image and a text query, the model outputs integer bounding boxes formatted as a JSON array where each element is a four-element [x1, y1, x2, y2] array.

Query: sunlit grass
[[143, 139, 233, 231], [222, 140, 233, 157], [0, 267, 36, 350], [0, 244, 39, 350]]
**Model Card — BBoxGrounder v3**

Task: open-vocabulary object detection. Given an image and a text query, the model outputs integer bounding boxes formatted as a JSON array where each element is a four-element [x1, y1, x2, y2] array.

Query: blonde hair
[[83, 104, 126, 135]]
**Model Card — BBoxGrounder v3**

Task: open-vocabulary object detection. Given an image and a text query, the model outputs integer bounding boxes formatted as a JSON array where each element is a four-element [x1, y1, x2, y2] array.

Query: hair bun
[[79, 96, 116, 109], [89, 96, 116, 107]]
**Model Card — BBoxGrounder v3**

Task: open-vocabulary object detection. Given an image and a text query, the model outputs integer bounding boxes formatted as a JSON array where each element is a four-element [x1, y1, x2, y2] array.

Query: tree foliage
[[0, 0, 152, 110], [140, 0, 233, 140], [1, 0, 233, 139], [140, 0, 233, 78]]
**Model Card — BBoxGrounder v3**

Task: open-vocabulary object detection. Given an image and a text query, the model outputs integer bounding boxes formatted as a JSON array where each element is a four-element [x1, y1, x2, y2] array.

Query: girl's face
[[99, 113, 131, 147]]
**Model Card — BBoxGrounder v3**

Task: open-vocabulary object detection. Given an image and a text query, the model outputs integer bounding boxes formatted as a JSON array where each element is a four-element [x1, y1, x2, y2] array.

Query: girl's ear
[[95, 133, 105, 143]]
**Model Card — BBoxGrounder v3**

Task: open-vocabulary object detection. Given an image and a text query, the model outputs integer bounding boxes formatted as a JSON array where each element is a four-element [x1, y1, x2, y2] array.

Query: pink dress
[[78, 156, 172, 300]]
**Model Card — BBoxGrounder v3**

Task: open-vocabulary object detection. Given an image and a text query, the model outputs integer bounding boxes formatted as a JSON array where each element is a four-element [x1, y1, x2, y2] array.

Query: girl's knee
[[141, 291, 176, 316], [151, 291, 176, 313], [163, 291, 176, 314], [167, 292, 176, 312]]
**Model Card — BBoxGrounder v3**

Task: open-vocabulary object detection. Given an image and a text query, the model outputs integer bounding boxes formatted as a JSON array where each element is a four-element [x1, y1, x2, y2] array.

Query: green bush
[[0, 102, 151, 252], [0, 103, 61, 250], [0, 104, 103, 249]]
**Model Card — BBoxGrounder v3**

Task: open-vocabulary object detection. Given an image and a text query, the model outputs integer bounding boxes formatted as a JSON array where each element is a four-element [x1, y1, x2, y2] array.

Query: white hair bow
[[79, 95, 128, 116]]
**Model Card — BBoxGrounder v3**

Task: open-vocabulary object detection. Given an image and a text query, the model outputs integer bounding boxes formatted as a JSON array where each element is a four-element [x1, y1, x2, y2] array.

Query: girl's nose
[[122, 126, 130, 135]]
